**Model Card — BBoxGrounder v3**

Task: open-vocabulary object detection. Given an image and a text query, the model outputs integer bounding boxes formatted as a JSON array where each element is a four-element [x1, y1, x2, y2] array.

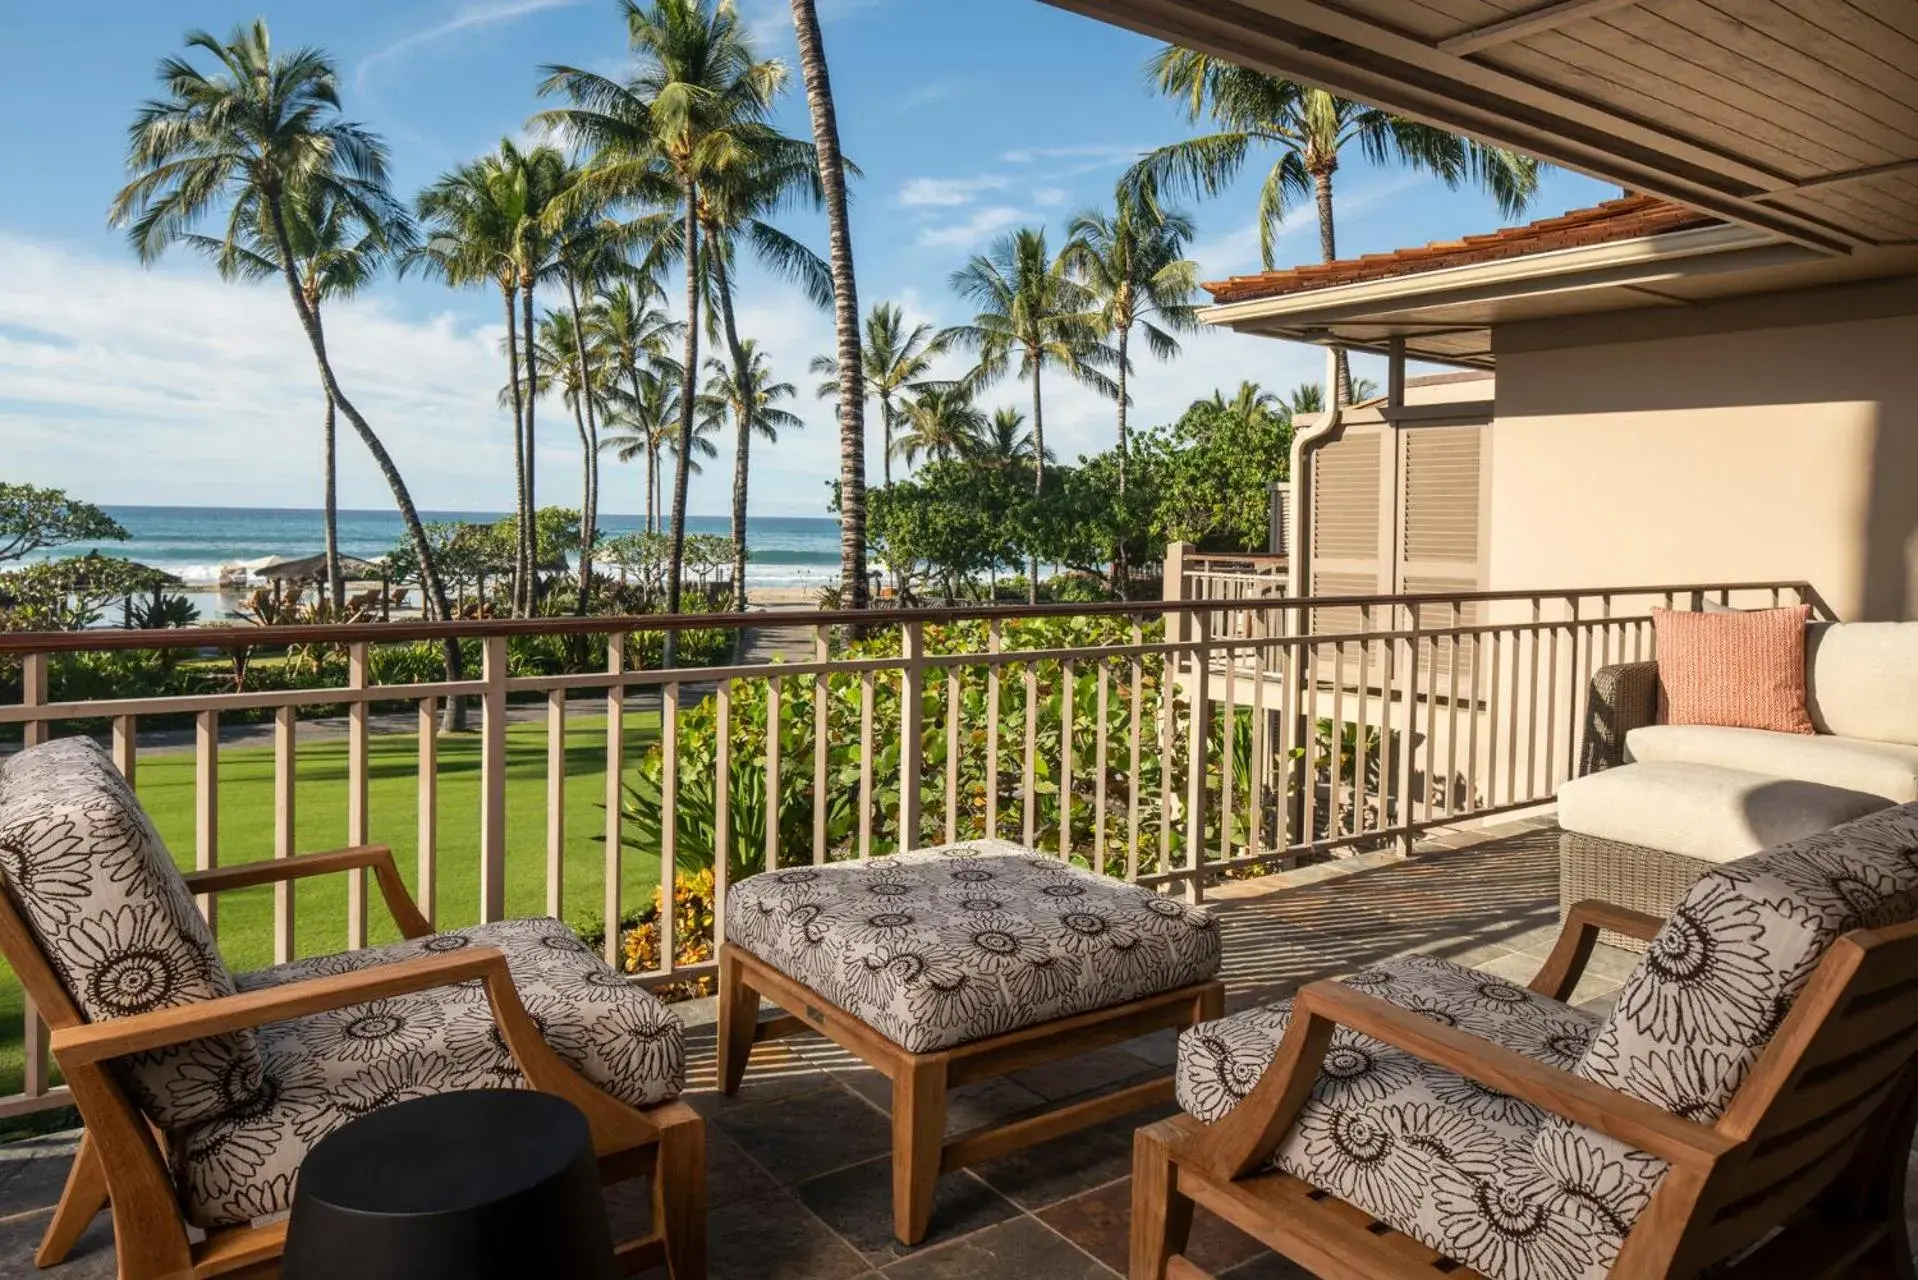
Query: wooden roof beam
[[1438, 0, 1644, 57], [1756, 156, 1918, 202]]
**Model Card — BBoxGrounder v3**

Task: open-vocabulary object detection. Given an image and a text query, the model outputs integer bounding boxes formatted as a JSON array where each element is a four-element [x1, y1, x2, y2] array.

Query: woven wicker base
[[1559, 830, 1719, 951]]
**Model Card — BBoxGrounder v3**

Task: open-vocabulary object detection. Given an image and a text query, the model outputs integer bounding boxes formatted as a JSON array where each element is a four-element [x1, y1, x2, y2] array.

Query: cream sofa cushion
[[1625, 723, 1918, 804], [1556, 761, 1888, 863], [1805, 621, 1918, 744]]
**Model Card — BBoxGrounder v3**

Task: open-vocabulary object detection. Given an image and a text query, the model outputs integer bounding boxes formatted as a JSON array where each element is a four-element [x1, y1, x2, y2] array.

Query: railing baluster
[[1126, 620, 1143, 881], [944, 667, 961, 845], [1396, 615, 1418, 853], [195, 709, 218, 930], [601, 633, 626, 965], [1465, 633, 1484, 813], [546, 689, 566, 919], [1445, 607, 1463, 818], [813, 625, 829, 865], [1329, 641, 1346, 844], [1094, 661, 1110, 871], [1059, 658, 1075, 860], [1486, 630, 1502, 809], [858, 670, 874, 860], [1219, 637, 1236, 871], [1353, 607, 1371, 840], [1250, 632, 1267, 867], [986, 620, 1003, 841], [1543, 617, 1560, 792], [765, 676, 783, 872], [274, 705, 297, 964], [1022, 659, 1039, 848], [1184, 612, 1211, 901], [899, 623, 925, 854], [480, 634, 509, 926], [1506, 628, 1523, 805], [347, 642, 369, 949], [661, 679, 680, 976], [417, 697, 438, 929], [714, 681, 732, 949], [1423, 623, 1441, 829], [112, 714, 136, 787]]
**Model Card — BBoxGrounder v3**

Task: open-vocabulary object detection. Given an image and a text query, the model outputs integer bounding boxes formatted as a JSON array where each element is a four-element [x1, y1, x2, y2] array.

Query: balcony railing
[[0, 578, 1828, 1118]]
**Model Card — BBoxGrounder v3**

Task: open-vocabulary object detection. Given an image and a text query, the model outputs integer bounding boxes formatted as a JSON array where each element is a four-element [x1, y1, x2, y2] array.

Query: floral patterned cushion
[[170, 916, 684, 1228], [1177, 955, 1656, 1280], [724, 840, 1221, 1053], [1541, 801, 1918, 1227], [0, 738, 262, 1128]]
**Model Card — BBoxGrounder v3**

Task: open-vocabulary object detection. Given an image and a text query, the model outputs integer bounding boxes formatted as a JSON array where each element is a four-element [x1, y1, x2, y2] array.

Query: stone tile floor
[[0, 820, 1685, 1278]]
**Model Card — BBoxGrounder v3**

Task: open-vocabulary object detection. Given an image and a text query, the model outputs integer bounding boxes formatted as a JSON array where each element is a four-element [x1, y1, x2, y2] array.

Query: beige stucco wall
[[1487, 312, 1918, 620]]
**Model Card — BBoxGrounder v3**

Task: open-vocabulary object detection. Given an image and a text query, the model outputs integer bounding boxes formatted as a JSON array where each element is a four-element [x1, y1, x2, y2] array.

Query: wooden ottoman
[[718, 839, 1225, 1245]]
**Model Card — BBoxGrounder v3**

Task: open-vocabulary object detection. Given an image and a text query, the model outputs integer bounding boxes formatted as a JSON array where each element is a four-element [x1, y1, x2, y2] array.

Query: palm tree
[[697, 340, 800, 609], [809, 302, 947, 486], [185, 182, 409, 607], [1130, 48, 1541, 403], [531, 308, 613, 608], [109, 22, 457, 644], [1283, 376, 1376, 418], [894, 385, 985, 468], [590, 282, 678, 531], [946, 228, 1115, 600], [414, 141, 566, 614], [536, 0, 786, 659], [976, 407, 1047, 470], [1062, 192, 1200, 495], [600, 362, 682, 530], [787, 0, 868, 609]]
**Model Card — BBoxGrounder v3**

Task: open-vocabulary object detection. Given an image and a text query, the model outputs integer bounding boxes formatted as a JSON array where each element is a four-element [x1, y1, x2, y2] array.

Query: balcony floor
[[8, 820, 1892, 1279]]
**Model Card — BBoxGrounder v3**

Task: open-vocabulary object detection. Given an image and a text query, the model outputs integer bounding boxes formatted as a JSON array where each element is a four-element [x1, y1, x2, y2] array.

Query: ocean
[[28, 506, 843, 616]]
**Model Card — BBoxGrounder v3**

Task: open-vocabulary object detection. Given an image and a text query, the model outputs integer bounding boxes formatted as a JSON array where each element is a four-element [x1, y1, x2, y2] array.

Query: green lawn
[[0, 709, 663, 1100]]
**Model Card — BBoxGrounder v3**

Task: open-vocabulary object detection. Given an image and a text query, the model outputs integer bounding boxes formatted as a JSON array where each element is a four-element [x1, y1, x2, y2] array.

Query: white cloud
[[1032, 186, 1069, 208], [357, 0, 583, 87], [900, 77, 966, 110], [897, 175, 1012, 208], [915, 206, 1025, 250], [1000, 143, 1143, 176]]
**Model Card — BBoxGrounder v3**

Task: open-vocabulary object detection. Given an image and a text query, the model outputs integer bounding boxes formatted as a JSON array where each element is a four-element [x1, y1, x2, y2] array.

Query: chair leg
[[651, 1103, 707, 1280], [35, 1128, 107, 1267], [891, 1057, 947, 1246], [717, 949, 758, 1097], [1131, 1121, 1195, 1280]]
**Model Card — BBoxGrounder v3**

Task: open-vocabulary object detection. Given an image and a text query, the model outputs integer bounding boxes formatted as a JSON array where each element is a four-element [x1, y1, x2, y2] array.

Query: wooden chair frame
[[719, 940, 1225, 1246], [1133, 899, 1918, 1280], [5, 844, 707, 1280]]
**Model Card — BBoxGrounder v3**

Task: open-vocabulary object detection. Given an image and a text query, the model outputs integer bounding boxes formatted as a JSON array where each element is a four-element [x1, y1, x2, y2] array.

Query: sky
[[0, 0, 1616, 519]]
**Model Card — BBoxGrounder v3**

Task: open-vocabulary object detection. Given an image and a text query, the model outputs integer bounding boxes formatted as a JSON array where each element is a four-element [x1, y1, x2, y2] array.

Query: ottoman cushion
[[724, 839, 1221, 1053], [1556, 761, 1887, 865]]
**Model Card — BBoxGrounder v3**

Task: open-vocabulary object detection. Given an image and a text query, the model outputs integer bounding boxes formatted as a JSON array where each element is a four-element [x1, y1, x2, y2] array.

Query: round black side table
[[283, 1089, 617, 1280]]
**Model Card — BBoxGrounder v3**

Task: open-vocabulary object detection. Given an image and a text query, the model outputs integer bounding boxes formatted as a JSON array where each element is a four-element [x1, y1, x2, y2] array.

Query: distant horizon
[[93, 502, 840, 526]]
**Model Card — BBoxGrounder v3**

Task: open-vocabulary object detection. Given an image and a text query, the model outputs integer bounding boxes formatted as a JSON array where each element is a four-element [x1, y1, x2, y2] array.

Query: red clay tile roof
[[1202, 196, 1722, 305]]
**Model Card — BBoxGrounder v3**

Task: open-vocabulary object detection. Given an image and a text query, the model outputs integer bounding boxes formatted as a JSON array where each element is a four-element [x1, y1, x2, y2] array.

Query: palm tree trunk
[[322, 386, 343, 610], [629, 369, 654, 535], [713, 249, 753, 613], [665, 187, 701, 667], [263, 193, 464, 728], [1312, 169, 1352, 406], [520, 276, 540, 615], [789, 0, 868, 611], [501, 284, 526, 615], [565, 274, 598, 616], [1113, 325, 1129, 596], [1028, 366, 1043, 605], [881, 401, 892, 489]]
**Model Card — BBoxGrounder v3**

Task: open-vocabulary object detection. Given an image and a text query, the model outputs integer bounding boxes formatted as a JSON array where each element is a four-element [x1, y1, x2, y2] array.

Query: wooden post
[[346, 643, 370, 950], [604, 633, 627, 966], [273, 706, 296, 964], [480, 635, 509, 924], [21, 652, 46, 748], [1184, 611, 1211, 904], [195, 711, 218, 930], [111, 716, 136, 788], [899, 622, 926, 854], [417, 697, 438, 929], [1163, 542, 1191, 648]]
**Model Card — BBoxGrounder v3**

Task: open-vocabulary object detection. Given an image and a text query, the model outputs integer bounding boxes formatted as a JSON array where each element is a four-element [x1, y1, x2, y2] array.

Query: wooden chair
[[1134, 897, 1918, 1280], [0, 734, 705, 1280]]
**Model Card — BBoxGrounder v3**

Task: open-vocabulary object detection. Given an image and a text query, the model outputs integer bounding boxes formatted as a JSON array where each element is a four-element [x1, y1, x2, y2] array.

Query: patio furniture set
[[3, 603, 1917, 1279]]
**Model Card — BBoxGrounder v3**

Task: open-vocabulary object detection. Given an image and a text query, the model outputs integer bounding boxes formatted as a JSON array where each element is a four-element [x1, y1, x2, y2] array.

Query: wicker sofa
[[1563, 620, 1918, 932]]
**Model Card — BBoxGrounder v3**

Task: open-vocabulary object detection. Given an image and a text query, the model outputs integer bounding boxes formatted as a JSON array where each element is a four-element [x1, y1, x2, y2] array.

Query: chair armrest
[[1579, 661, 1659, 774], [50, 949, 507, 1068], [1294, 981, 1730, 1171], [1529, 899, 1665, 1002], [182, 845, 432, 940]]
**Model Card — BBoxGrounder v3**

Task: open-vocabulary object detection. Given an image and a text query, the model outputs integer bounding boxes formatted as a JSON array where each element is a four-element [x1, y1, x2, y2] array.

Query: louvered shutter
[[1399, 426, 1486, 681], [1310, 429, 1385, 635]]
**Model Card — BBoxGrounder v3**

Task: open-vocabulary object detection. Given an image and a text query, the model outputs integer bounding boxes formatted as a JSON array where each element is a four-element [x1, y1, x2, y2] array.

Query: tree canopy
[[0, 484, 128, 564]]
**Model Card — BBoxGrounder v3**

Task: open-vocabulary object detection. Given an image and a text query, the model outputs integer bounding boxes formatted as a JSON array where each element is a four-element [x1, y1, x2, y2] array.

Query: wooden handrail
[[0, 579, 1821, 653]]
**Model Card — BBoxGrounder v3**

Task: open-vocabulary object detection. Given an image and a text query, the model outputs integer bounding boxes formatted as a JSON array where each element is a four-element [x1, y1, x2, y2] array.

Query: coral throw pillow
[[1653, 604, 1814, 734]]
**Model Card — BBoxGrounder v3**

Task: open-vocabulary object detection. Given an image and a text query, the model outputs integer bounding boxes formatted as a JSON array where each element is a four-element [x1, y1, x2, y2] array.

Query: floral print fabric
[[0, 738, 263, 1128], [724, 840, 1221, 1053], [170, 916, 685, 1228], [1177, 954, 1649, 1280], [1545, 800, 1918, 1223]]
